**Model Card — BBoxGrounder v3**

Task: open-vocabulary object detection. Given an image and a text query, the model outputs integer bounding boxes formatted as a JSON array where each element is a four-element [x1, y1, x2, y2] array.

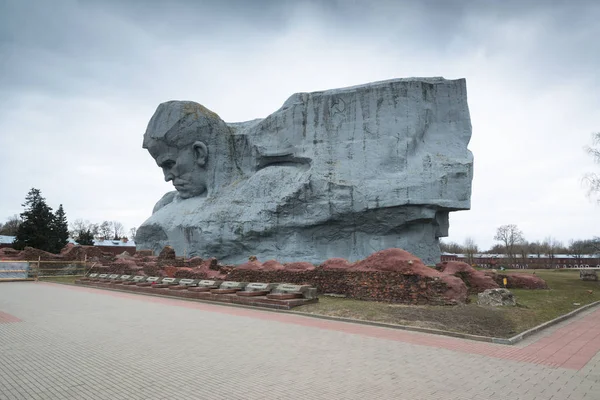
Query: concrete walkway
[[1, 282, 599, 400]]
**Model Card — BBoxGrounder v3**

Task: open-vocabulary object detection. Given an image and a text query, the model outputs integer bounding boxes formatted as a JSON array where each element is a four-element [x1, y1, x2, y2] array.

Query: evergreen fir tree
[[50, 204, 69, 253], [13, 188, 55, 252], [76, 229, 95, 246]]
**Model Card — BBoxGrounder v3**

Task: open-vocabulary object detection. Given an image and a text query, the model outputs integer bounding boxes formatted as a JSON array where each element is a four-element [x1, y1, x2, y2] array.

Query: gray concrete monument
[[136, 77, 473, 265]]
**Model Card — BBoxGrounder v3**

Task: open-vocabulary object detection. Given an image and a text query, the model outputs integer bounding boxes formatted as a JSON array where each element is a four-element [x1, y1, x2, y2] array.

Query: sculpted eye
[[161, 160, 175, 169]]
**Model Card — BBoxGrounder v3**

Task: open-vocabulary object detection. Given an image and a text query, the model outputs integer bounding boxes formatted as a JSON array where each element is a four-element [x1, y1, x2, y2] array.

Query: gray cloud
[[1, 0, 599, 250]]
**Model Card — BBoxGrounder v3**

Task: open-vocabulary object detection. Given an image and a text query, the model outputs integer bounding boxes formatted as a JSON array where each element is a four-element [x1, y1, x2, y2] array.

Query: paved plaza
[[1, 282, 599, 400]]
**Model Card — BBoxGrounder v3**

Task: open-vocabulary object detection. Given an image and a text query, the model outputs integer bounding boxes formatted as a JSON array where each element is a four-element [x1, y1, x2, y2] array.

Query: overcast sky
[[1, 0, 599, 251]]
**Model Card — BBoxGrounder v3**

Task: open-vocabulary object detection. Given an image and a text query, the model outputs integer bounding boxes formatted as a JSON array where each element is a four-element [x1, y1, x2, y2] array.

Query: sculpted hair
[[143, 101, 229, 149]]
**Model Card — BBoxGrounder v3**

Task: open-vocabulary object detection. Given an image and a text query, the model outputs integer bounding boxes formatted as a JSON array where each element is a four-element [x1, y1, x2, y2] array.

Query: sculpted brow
[[158, 159, 175, 168]]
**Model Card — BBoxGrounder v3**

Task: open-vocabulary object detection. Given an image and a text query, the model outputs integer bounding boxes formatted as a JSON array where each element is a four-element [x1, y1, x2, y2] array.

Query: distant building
[[92, 238, 137, 255], [0, 235, 15, 249], [441, 253, 600, 269], [0, 235, 137, 255]]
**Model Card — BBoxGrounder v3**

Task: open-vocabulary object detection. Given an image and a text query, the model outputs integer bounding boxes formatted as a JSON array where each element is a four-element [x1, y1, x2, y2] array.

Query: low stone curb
[[42, 281, 600, 346]]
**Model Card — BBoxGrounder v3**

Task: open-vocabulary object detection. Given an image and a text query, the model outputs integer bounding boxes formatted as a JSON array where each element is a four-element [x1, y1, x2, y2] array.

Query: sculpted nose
[[164, 170, 175, 182]]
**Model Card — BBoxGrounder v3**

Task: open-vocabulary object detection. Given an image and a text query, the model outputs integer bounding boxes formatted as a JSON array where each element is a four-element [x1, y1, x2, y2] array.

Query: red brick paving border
[[40, 282, 600, 371], [0, 310, 21, 323]]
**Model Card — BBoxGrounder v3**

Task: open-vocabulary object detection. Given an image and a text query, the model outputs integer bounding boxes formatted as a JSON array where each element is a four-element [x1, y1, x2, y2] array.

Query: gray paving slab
[[0, 282, 598, 400]]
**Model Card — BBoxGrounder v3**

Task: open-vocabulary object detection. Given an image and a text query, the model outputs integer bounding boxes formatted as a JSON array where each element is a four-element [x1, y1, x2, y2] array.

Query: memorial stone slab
[[111, 275, 132, 284], [153, 277, 180, 288], [236, 282, 277, 297], [122, 275, 147, 285], [267, 284, 317, 300], [136, 276, 162, 287], [188, 280, 223, 292], [199, 280, 221, 287], [169, 278, 199, 290], [83, 273, 99, 281], [211, 281, 248, 294]]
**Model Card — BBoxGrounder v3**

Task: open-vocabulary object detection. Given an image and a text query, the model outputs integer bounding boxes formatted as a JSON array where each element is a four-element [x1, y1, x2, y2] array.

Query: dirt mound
[[499, 273, 548, 289], [439, 275, 470, 304], [135, 250, 154, 257], [320, 258, 353, 270], [235, 259, 288, 271], [174, 267, 196, 278], [235, 260, 263, 270], [187, 257, 204, 267], [158, 246, 176, 260], [0, 247, 20, 258], [19, 247, 60, 261], [115, 251, 133, 259], [352, 249, 435, 275], [283, 262, 316, 271], [60, 243, 76, 254], [436, 261, 499, 294], [61, 245, 111, 261], [262, 260, 286, 271], [351, 249, 468, 303]]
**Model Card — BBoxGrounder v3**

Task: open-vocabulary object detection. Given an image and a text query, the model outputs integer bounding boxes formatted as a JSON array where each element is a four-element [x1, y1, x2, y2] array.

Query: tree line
[[1, 188, 136, 253], [441, 224, 600, 266]]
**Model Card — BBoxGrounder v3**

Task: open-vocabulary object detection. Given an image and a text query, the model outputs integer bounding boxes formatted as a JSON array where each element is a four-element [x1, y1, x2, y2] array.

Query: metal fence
[[0, 261, 30, 281]]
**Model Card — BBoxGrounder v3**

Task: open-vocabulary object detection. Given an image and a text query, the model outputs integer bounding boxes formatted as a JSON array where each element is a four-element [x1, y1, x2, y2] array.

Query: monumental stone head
[[143, 101, 234, 199]]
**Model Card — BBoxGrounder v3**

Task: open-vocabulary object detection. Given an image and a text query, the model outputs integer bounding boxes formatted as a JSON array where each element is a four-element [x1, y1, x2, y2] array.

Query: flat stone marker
[[97, 274, 109, 281], [122, 276, 147, 285], [169, 278, 199, 290], [82, 273, 99, 281], [236, 282, 277, 297], [108, 274, 120, 280], [137, 276, 162, 286], [211, 281, 248, 294], [267, 284, 317, 300], [111, 275, 132, 284], [153, 278, 180, 288], [188, 280, 223, 292]]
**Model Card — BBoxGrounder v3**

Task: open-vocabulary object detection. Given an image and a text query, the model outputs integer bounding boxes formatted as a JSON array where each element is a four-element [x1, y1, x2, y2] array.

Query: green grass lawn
[[39, 275, 81, 284], [503, 269, 600, 333], [295, 269, 599, 338]]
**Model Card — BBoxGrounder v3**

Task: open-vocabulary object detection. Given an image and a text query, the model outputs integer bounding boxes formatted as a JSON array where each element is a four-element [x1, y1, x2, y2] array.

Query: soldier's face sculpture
[[146, 139, 209, 199]]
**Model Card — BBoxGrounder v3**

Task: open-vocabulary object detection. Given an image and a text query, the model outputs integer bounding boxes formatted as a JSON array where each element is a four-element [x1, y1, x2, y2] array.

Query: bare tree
[[99, 221, 112, 240], [129, 227, 137, 240], [439, 240, 464, 254], [70, 219, 98, 238], [494, 224, 525, 267], [112, 221, 124, 240], [463, 237, 478, 266], [70, 219, 99, 246], [529, 240, 543, 258], [584, 132, 600, 202], [542, 236, 563, 268], [0, 214, 21, 236], [484, 244, 505, 254]]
